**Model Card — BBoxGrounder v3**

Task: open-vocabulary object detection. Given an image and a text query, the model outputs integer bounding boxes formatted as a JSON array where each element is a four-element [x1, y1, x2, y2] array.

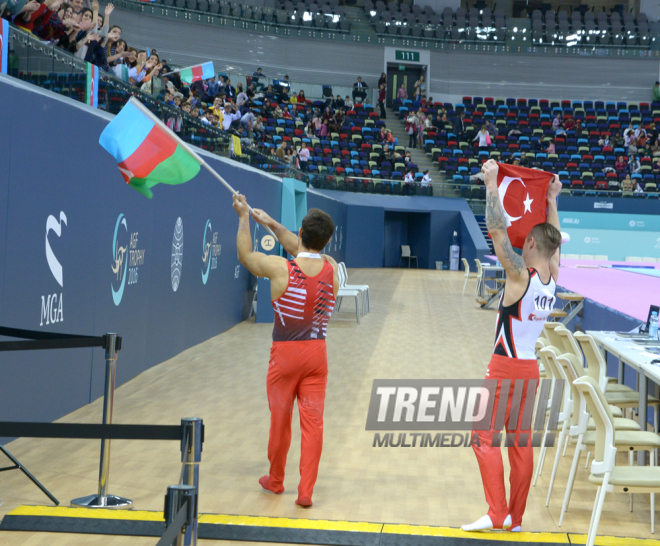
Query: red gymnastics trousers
[[266, 339, 327, 499], [472, 354, 540, 529]]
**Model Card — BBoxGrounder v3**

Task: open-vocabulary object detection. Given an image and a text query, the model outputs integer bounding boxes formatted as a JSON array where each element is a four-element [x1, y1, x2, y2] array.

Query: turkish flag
[[493, 163, 553, 249]]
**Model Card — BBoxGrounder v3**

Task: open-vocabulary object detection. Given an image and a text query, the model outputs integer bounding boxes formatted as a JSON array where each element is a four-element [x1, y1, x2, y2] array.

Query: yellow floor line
[[7, 505, 164, 521], [7, 505, 660, 546]]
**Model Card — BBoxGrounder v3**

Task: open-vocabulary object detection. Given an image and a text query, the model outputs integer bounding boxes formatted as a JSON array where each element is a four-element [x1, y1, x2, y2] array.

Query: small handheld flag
[[0, 19, 8, 75], [178, 62, 215, 84], [99, 97, 279, 240], [494, 163, 553, 249], [99, 98, 202, 198], [86, 62, 99, 108]]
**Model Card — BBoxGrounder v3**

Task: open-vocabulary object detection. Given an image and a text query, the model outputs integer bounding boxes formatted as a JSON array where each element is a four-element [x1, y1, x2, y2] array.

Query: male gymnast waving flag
[[232, 194, 339, 508], [462, 160, 562, 533]]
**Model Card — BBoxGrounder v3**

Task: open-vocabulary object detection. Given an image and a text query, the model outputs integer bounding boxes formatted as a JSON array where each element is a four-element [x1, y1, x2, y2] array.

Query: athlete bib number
[[534, 293, 555, 311]]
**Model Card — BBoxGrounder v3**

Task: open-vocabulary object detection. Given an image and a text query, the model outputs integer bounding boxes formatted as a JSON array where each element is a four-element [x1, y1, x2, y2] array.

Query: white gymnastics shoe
[[461, 514, 512, 531], [510, 526, 522, 532]]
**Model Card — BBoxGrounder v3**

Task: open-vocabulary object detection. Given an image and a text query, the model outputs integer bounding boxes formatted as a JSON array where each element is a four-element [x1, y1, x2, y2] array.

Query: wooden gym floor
[[0, 269, 656, 545]]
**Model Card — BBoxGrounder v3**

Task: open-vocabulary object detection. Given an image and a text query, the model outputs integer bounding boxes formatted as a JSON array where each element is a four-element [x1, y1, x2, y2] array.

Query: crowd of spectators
[[395, 91, 660, 195]]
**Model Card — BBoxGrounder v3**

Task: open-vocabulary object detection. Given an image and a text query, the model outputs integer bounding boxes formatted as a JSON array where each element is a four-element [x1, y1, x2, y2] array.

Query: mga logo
[[41, 212, 67, 326], [202, 220, 221, 285], [111, 214, 144, 306]]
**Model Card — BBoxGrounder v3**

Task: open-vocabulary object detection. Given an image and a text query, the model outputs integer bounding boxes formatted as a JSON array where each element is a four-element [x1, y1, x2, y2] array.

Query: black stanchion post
[[163, 484, 196, 546], [179, 418, 202, 541], [72, 333, 132, 508]]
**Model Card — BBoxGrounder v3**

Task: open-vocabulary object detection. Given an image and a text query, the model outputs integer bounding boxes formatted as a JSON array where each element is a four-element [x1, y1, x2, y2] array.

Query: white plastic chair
[[461, 258, 478, 296], [338, 262, 369, 314], [399, 245, 418, 268], [335, 267, 362, 324], [575, 376, 660, 544]]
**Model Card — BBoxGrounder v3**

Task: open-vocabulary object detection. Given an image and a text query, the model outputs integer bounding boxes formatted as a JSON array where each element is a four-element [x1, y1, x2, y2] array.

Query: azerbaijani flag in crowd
[[99, 97, 201, 198], [1, 20, 9, 75], [179, 61, 214, 84], [494, 163, 553, 249], [86, 62, 99, 108]]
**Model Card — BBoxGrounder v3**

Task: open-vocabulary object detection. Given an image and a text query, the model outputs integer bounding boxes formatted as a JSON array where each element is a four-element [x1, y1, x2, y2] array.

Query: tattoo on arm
[[485, 191, 507, 232], [500, 237, 527, 277], [486, 190, 526, 277]]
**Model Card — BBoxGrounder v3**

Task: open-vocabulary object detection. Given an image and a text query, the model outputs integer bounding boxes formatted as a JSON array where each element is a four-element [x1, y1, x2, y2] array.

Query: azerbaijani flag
[[99, 97, 201, 198], [86, 62, 99, 108], [179, 61, 214, 84], [0, 20, 8, 75]]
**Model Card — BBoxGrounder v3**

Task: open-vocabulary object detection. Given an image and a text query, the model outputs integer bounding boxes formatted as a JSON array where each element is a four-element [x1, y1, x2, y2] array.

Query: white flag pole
[[126, 96, 279, 241]]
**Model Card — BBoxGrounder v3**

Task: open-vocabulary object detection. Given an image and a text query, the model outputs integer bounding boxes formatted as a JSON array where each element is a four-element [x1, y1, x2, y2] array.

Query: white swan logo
[[45, 212, 67, 287]]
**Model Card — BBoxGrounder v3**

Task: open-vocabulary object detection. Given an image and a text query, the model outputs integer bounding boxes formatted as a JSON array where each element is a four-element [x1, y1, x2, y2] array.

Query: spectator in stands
[[378, 72, 386, 88], [352, 77, 368, 102], [380, 143, 394, 163], [252, 67, 265, 91], [128, 50, 147, 85], [544, 139, 555, 154], [345, 96, 354, 110], [397, 84, 408, 100], [252, 115, 263, 141], [222, 102, 241, 130], [552, 113, 561, 131], [629, 154, 641, 174], [223, 78, 236, 99], [564, 117, 575, 132], [332, 95, 344, 109], [405, 111, 418, 148], [654, 158, 660, 174], [421, 170, 432, 187], [318, 119, 328, 138], [628, 138, 638, 157], [304, 121, 315, 139], [436, 113, 449, 132], [486, 120, 498, 138], [473, 125, 491, 149], [236, 87, 248, 108], [285, 148, 299, 170], [240, 109, 255, 137], [612, 131, 624, 148], [275, 141, 287, 160], [654, 81, 660, 102], [455, 111, 466, 139], [377, 83, 386, 119], [413, 75, 425, 102], [621, 174, 634, 191], [624, 123, 635, 148], [297, 90, 306, 103], [598, 134, 611, 148], [298, 142, 310, 169], [519, 151, 528, 167], [328, 111, 342, 134], [615, 155, 627, 172], [404, 170, 414, 183]]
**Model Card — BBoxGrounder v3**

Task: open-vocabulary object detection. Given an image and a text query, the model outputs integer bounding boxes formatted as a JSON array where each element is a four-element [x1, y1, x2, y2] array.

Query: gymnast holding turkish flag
[[462, 160, 563, 533]]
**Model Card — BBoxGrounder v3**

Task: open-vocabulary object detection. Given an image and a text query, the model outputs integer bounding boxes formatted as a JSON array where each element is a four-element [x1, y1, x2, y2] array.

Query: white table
[[477, 265, 505, 309], [587, 330, 660, 464]]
